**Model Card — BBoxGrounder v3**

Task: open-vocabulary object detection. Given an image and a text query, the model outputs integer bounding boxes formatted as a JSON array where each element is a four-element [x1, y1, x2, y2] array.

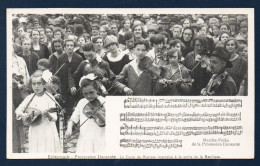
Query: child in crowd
[[65, 74, 106, 153], [15, 71, 61, 153]]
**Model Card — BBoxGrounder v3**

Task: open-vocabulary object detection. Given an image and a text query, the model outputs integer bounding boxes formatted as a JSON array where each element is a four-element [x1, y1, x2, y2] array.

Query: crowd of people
[[12, 13, 248, 153]]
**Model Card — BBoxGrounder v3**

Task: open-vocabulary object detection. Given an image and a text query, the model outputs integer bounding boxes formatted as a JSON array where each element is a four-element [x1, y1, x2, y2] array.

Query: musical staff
[[124, 98, 242, 109], [120, 123, 243, 136]]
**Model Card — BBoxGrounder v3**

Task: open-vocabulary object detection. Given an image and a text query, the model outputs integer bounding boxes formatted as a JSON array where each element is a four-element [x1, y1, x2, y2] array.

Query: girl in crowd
[[181, 27, 195, 58], [30, 29, 50, 59], [237, 44, 248, 61], [182, 18, 192, 29], [99, 25, 109, 41], [118, 19, 132, 44], [132, 24, 146, 42], [102, 36, 130, 75], [225, 38, 247, 92], [219, 22, 231, 33], [91, 24, 100, 39], [65, 75, 106, 153], [65, 25, 75, 37], [75, 36, 86, 60], [155, 48, 192, 95], [49, 39, 65, 74], [169, 39, 185, 54], [183, 35, 211, 95], [92, 36, 106, 59], [215, 31, 231, 47], [53, 28, 64, 40], [18, 38, 39, 75], [146, 27, 157, 41], [15, 70, 61, 153], [122, 31, 136, 60], [197, 24, 215, 53], [212, 24, 220, 44]]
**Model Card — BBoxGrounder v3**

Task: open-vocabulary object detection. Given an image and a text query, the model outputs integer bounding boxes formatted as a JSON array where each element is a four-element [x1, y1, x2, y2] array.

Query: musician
[[154, 48, 192, 95], [146, 34, 168, 68], [73, 42, 114, 91], [183, 35, 212, 95], [115, 39, 159, 96], [65, 75, 106, 153], [15, 70, 61, 153], [201, 47, 237, 96]]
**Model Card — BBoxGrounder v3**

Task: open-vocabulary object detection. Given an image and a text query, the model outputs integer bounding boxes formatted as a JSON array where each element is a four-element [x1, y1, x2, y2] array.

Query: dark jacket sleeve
[[223, 80, 237, 96], [72, 61, 85, 82]]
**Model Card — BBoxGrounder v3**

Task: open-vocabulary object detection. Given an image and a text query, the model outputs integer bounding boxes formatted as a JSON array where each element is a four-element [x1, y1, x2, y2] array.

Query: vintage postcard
[[7, 8, 254, 159]]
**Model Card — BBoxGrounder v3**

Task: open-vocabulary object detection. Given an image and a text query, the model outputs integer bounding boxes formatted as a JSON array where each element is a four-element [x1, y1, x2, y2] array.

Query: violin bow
[[44, 91, 65, 152], [190, 54, 208, 74], [65, 101, 105, 143]]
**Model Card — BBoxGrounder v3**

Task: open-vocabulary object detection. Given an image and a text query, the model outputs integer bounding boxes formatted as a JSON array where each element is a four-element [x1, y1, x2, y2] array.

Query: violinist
[[183, 35, 211, 95], [73, 42, 114, 92], [201, 47, 237, 96], [154, 48, 192, 95], [115, 39, 159, 95], [65, 74, 106, 153], [147, 34, 168, 68]]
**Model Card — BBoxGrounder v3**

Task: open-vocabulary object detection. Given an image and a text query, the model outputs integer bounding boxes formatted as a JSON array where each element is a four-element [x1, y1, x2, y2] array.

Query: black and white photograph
[[7, 8, 254, 159]]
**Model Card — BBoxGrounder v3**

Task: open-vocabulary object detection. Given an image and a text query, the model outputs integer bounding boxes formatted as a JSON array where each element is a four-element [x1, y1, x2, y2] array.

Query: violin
[[42, 70, 65, 104], [83, 98, 105, 127], [138, 56, 162, 78], [159, 78, 194, 87]]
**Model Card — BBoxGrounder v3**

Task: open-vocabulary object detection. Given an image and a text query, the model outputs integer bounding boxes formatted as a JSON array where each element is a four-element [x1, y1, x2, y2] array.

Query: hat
[[33, 18, 39, 23], [104, 35, 118, 47], [133, 14, 142, 18], [19, 17, 27, 23], [240, 20, 248, 28], [160, 17, 170, 24], [73, 18, 82, 24], [207, 47, 233, 68], [91, 23, 100, 29], [143, 14, 150, 19], [229, 18, 237, 25], [79, 74, 97, 87], [53, 18, 62, 26], [235, 35, 247, 42], [147, 26, 157, 33], [48, 19, 55, 26], [191, 23, 199, 28]]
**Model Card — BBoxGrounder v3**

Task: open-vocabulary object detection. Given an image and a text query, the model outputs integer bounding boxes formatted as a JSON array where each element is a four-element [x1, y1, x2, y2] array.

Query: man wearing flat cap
[[201, 47, 237, 96]]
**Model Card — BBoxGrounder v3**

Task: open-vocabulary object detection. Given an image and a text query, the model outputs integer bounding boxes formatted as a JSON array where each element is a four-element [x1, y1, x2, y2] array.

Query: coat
[[226, 54, 247, 92], [115, 60, 155, 96], [203, 71, 237, 96], [183, 51, 211, 95], [17, 52, 40, 75], [56, 52, 83, 96]]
